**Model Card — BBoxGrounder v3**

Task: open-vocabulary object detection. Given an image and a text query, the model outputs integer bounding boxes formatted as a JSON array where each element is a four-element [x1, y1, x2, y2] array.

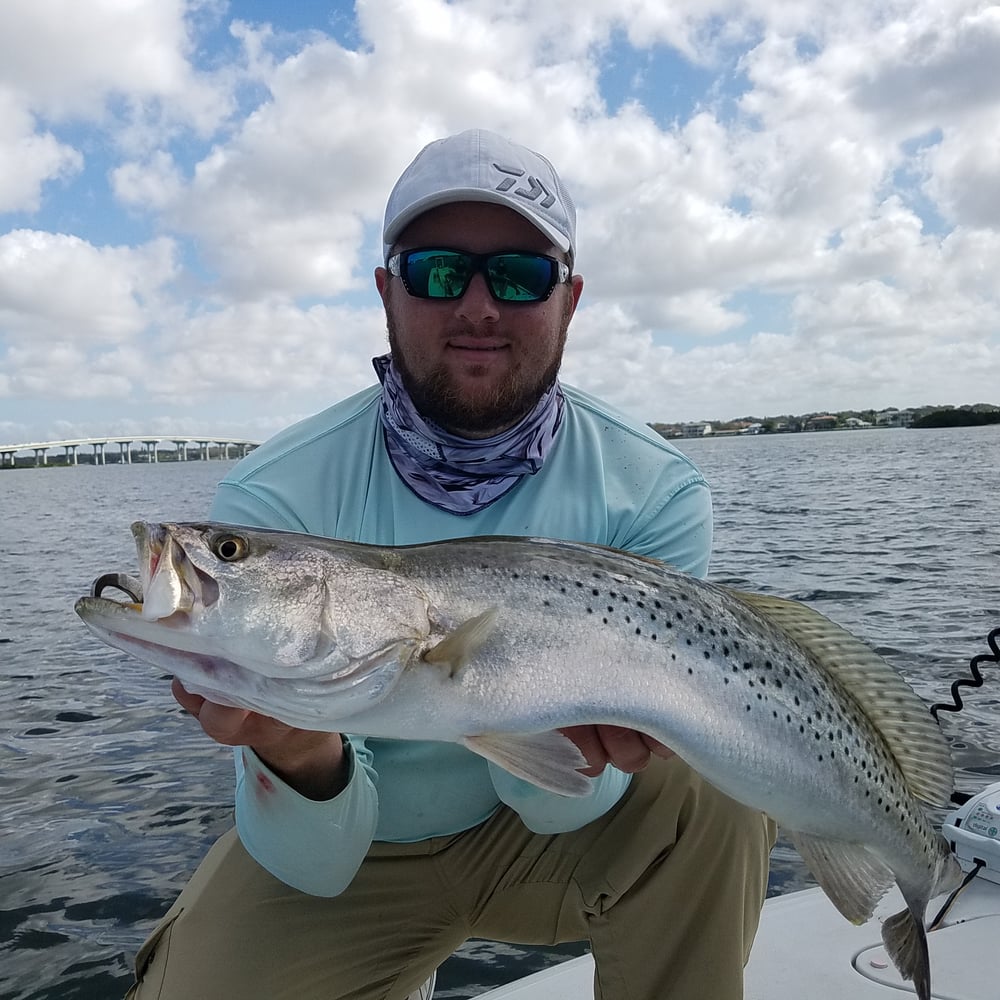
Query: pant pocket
[[126, 908, 184, 998]]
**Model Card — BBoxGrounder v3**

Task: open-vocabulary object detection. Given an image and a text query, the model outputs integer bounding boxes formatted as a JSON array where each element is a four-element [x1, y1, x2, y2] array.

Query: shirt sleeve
[[618, 478, 714, 578], [233, 738, 380, 896], [209, 479, 306, 532]]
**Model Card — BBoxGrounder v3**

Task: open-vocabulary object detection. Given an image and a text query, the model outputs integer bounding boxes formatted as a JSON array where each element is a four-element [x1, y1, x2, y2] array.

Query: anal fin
[[788, 831, 896, 924]]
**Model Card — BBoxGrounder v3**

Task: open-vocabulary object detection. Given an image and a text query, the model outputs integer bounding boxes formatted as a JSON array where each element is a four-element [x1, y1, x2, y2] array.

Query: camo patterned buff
[[373, 354, 565, 515]]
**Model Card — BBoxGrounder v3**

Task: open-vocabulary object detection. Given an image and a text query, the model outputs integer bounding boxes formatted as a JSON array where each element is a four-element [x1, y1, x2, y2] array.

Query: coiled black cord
[[930, 626, 999, 723]]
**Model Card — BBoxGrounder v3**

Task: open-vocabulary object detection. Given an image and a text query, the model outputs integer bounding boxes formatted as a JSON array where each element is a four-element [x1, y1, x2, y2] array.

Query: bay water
[[2, 426, 999, 999]]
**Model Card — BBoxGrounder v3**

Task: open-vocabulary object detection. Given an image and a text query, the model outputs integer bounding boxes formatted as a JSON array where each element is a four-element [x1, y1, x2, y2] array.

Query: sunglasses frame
[[386, 247, 571, 303]]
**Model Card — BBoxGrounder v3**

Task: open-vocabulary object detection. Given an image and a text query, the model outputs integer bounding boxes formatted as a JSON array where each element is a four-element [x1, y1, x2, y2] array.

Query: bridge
[[0, 435, 259, 468]]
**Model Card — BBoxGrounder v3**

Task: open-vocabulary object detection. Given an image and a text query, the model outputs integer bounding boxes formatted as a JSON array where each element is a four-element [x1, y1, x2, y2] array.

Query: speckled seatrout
[[76, 522, 961, 1000]]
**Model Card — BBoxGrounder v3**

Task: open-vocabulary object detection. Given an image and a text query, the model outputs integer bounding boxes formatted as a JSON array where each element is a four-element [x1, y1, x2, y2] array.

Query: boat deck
[[476, 877, 998, 999]]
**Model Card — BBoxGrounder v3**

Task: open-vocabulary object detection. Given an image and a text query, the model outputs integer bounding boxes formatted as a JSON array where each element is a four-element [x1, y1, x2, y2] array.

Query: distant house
[[875, 409, 914, 427], [843, 416, 872, 429], [681, 422, 713, 437], [805, 414, 838, 431]]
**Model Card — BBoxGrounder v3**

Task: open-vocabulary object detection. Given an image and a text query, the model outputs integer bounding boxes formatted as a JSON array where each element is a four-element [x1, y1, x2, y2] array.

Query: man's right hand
[[171, 677, 349, 801]]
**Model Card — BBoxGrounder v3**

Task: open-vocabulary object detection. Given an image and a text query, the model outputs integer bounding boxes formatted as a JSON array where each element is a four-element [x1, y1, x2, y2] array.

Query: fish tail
[[881, 900, 930, 1000], [882, 841, 962, 1000]]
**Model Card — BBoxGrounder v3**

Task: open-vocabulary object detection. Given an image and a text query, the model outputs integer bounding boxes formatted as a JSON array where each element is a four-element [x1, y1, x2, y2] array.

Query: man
[[128, 129, 775, 1000]]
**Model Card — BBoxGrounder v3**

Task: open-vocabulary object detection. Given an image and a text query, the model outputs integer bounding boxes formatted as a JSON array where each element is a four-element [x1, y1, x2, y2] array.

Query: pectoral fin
[[461, 731, 592, 796], [422, 608, 499, 676]]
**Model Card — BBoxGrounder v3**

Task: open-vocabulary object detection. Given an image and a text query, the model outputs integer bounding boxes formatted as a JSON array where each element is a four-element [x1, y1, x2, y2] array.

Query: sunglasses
[[386, 248, 571, 303]]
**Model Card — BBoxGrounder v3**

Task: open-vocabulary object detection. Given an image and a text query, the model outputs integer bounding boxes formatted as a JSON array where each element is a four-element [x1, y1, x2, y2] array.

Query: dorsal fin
[[723, 589, 954, 806]]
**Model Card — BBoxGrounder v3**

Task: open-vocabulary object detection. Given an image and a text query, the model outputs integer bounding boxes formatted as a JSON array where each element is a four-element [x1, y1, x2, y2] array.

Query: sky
[[2, 0, 999, 447]]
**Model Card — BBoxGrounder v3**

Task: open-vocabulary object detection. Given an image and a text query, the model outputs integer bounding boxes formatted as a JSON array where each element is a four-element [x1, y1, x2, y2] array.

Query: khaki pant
[[127, 758, 776, 1000]]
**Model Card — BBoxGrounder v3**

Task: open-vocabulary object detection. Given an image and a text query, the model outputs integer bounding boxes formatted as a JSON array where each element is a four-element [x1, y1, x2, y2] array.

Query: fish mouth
[[133, 522, 219, 624], [83, 522, 218, 630]]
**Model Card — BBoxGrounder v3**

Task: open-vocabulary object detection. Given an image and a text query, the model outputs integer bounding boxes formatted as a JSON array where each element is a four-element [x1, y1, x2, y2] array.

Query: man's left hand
[[560, 725, 674, 776]]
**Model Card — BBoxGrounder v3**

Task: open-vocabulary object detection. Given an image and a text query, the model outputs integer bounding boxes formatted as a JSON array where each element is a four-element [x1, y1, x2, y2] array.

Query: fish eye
[[212, 534, 249, 562]]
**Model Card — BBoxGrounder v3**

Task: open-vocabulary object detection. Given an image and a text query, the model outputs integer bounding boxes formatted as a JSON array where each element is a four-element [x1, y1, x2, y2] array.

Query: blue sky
[[2, 0, 999, 447]]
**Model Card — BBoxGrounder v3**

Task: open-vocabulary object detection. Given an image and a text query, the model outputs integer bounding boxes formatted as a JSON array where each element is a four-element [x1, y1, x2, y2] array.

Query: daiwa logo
[[492, 162, 556, 208]]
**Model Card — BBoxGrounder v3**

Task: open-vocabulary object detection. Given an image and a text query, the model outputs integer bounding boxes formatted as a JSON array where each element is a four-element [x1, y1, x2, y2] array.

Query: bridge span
[[0, 435, 259, 468]]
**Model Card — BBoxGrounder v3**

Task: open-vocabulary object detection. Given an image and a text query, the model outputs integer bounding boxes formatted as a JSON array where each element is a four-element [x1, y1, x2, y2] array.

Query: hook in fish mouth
[[90, 572, 144, 605]]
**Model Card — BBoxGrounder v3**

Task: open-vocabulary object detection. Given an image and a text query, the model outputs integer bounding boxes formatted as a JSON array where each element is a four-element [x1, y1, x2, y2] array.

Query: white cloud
[[0, 231, 178, 343], [0, 89, 82, 212], [0, 0, 227, 126]]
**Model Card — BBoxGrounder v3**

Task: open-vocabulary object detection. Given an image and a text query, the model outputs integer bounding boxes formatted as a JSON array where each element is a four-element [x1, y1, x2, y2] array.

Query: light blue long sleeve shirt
[[211, 382, 712, 896]]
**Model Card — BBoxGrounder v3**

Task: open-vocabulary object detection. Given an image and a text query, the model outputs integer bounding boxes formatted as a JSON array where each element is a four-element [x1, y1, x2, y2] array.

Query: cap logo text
[[492, 162, 556, 209]]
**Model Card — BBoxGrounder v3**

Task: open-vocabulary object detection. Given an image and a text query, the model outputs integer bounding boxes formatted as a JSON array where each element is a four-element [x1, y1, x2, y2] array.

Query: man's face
[[375, 202, 584, 438]]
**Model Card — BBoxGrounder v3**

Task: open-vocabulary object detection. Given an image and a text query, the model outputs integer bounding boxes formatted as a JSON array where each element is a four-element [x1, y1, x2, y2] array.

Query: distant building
[[681, 422, 713, 437], [875, 408, 914, 427], [804, 414, 838, 431]]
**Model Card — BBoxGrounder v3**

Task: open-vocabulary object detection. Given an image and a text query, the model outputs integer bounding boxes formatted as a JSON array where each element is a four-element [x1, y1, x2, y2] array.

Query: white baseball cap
[[382, 129, 576, 260]]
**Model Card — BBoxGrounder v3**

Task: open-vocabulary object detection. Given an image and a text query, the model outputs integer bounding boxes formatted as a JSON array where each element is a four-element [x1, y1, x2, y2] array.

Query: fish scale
[[76, 522, 963, 1000]]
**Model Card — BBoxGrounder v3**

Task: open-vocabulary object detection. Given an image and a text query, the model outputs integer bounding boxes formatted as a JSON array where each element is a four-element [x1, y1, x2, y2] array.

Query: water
[[2, 428, 999, 999]]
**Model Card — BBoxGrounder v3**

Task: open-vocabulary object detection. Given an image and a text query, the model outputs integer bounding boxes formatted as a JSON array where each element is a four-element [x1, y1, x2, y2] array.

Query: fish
[[75, 521, 962, 1000]]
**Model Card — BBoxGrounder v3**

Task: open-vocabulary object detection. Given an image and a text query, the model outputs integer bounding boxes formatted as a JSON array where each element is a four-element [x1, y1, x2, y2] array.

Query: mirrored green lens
[[404, 251, 473, 299], [486, 254, 555, 301]]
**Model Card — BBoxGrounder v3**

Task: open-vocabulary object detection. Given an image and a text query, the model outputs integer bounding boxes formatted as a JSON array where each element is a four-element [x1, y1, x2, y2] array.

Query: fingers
[[171, 677, 254, 746], [171, 676, 204, 715], [559, 725, 607, 776], [560, 725, 674, 776]]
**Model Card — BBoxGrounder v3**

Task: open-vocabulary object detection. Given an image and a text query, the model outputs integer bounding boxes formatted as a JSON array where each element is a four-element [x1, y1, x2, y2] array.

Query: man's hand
[[171, 678, 349, 800], [560, 724, 674, 777]]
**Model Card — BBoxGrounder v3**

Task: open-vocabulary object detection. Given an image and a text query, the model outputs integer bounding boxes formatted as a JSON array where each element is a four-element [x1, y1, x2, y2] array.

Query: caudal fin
[[882, 848, 962, 1000], [882, 901, 930, 1000]]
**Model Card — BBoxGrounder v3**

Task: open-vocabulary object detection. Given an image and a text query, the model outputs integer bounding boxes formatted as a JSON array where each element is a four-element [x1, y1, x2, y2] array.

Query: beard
[[386, 309, 571, 439]]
